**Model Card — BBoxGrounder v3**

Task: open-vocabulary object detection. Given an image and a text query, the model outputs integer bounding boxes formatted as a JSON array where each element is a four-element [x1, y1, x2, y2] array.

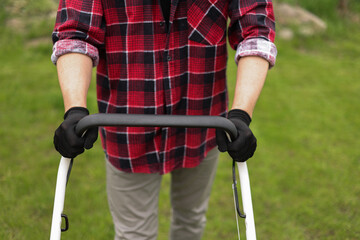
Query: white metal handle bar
[[238, 161, 256, 239], [50, 157, 72, 240], [50, 114, 256, 240]]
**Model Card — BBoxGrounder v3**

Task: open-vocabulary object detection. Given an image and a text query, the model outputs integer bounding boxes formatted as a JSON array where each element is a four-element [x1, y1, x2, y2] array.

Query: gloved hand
[[216, 109, 257, 162], [54, 107, 98, 158]]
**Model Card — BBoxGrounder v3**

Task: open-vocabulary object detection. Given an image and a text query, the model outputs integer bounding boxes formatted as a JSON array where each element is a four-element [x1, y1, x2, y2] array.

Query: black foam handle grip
[[75, 114, 237, 140]]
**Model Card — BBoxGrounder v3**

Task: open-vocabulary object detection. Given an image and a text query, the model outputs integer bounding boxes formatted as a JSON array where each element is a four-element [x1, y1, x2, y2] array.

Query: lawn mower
[[49, 114, 256, 239]]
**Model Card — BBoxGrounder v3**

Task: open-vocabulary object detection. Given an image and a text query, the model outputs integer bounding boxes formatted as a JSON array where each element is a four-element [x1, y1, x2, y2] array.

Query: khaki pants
[[106, 148, 219, 240]]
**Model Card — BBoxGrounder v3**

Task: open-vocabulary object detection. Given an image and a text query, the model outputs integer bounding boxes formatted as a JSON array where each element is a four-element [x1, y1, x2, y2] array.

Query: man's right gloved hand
[[54, 107, 98, 158]]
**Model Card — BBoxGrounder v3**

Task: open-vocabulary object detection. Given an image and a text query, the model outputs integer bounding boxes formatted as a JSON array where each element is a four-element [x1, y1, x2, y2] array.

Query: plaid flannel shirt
[[52, 0, 277, 174]]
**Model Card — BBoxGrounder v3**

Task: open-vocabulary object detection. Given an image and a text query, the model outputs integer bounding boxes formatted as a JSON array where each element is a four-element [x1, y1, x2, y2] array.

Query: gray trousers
[[106, 148, 219, 240]]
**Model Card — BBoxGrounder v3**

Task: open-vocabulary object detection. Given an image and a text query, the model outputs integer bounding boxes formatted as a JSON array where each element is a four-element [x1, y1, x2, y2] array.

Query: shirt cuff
[[51, 39, 99, 67], [235, 38, 277, 68]]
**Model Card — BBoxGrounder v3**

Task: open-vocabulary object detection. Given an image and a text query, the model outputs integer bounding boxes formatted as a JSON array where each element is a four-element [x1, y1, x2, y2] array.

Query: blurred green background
[[0, 0, 359, 239]]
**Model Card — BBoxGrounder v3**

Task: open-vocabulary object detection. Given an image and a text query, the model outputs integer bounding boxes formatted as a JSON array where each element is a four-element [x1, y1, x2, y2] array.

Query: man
[[52, 0, 277, 239]]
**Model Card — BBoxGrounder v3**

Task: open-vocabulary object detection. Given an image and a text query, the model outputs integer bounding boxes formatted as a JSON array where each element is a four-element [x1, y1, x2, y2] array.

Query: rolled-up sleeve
[[228, 0, 277, 67], [51, 0, 105, 66]]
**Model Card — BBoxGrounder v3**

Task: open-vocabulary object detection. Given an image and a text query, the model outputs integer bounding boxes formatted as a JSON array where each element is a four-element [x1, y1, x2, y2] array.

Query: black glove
[[54, 107, 98, 158], [216, 109, 257, 162]]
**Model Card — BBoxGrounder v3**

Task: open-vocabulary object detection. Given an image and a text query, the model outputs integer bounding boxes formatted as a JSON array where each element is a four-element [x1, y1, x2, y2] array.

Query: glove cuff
[[228, 109, 252, 126], [64, 107, 89, 119]]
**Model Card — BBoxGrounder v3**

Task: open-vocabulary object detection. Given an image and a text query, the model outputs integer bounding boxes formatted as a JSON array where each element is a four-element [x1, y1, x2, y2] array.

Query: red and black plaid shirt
[[52, 0, 277, 174]]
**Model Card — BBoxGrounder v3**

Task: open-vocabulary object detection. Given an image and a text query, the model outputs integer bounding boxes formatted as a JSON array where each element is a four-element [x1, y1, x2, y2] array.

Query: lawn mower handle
[[51, 114, 256, 240], [75, 113, 238, 139]]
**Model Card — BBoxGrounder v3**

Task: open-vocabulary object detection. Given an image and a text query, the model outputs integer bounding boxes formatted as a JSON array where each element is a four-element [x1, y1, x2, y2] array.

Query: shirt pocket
[[187, 0, 227, 45]]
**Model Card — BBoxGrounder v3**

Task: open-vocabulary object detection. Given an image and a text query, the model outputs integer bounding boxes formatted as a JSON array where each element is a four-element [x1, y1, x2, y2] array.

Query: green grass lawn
[[1, 5, 360, 240]]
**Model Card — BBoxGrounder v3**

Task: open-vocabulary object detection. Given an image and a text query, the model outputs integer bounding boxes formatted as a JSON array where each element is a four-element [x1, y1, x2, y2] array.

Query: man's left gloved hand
[[216, 109, 257, 162]]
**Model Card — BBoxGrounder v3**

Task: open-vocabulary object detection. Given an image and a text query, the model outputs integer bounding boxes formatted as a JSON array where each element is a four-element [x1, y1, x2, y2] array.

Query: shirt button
[[167, 55, 172, 61], [159, 22, 164, 27]]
